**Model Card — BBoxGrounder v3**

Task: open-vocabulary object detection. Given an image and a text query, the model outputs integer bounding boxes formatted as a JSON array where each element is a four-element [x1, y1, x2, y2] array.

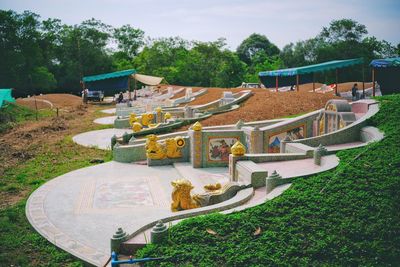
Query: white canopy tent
[[132, 73, 164, 86]]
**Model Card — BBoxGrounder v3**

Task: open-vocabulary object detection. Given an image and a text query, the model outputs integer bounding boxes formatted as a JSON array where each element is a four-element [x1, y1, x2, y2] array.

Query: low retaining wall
[[291, 103, 379, 147], [113, 118, 285, 163], [121, 186, 254, 254]]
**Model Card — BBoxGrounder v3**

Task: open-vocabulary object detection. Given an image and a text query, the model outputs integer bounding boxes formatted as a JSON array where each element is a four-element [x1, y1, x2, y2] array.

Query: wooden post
[[335, 69, 338, 95], [362, 65, 365, 97], [33, 95, 38, 121], [275, 76, 278, 92], [313, 73, 315, 92], [296, 74, 299, 91], [128, 77, 131, 100], [134, 77, 137, 101], [372, 68, 375, 97]]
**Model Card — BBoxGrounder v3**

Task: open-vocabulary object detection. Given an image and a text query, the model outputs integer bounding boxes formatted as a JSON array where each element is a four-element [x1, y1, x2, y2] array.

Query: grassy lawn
[[137, 94, 400, 266], [0, 102, 112, 266]]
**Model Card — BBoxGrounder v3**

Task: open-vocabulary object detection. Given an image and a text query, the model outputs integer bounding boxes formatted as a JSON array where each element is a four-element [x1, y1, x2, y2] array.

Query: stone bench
[[235, 160, 268, 188]]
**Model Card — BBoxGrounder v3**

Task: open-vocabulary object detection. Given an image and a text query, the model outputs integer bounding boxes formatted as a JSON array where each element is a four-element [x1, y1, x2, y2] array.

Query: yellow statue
[[132, 122, 142, 132], [145, 134, 166, 160], [129, 113, 137, 125], [142, 113, 154, 126], [231, 141, 246, 156], [170, 180, 242, 212], [165, 137, 185, 158], [146, 135, 185, 160], [171, 179, 201, 211]]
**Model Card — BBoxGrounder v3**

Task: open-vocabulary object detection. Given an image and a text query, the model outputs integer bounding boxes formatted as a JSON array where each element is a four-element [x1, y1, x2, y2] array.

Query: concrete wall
[[113, 144, 147, 163], [261, 110, 320, 152], [291, 103, 379, 147]]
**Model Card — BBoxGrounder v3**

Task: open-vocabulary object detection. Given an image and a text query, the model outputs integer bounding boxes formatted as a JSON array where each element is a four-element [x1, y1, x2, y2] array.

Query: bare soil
[[0, 94, 114, 207], [16, 93, 82, 110]]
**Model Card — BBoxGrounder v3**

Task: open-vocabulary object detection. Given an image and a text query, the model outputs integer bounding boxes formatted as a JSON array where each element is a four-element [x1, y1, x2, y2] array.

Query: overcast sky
[[1, 0, 399, 50]]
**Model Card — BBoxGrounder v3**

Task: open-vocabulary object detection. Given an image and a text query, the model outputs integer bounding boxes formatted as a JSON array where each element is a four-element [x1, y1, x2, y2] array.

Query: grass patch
[[0, 103, 53, 133], [1, 132, 111, 265], [137, 94, 400, 266]]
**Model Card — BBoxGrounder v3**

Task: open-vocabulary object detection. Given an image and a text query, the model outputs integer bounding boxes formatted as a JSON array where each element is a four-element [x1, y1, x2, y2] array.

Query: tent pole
[[313, 73, 315, 92], [128, 77, 131, 101], [134, 77, 137, 101], [275, 76, 278, 92], [335, 69, 338, 95], [362, 65, 365, 96], [372, 68, 375, 97], [296, 74, 299, 92]]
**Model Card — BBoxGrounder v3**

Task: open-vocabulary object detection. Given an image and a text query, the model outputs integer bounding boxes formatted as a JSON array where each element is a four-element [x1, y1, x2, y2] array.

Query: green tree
[[133, 37, 190, 84], [113, 24, 144, 60], [319, 19, 367, 43], [54, 19, 114, 93], [236, 33, 280, 65], [31, 66, 57, 93]]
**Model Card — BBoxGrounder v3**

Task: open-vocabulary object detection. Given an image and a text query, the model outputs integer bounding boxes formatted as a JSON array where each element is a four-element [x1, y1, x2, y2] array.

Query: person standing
[[117, 92, 124, 103], [351, 83, 358, 101], [82, 88, 89, 104]]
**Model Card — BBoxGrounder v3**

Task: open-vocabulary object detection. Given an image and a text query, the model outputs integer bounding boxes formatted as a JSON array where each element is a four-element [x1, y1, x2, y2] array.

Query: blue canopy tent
[[82, 69, 165, 100], [259, 58, 364, 94], [370, 57, 400, 96], [82, 69, 137, 99]]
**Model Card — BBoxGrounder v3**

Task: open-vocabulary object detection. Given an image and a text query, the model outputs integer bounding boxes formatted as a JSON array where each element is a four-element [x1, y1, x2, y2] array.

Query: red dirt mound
[[16, 94, 82, 110]]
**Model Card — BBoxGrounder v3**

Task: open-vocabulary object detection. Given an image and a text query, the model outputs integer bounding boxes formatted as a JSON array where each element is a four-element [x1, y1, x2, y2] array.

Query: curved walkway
[[73, 128, 132, 150], [26, 161, 231, 266], [101, 108, 116, 114], [94, 116, 117, 125], [27, 154, 340, 266]]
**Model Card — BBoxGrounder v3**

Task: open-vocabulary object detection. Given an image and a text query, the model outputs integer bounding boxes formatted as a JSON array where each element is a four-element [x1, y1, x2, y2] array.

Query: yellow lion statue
[[145, 134, 166, 160], [165, 137, 185, 158], [171, 179, 200, 211], [141, 113, 154, 127]]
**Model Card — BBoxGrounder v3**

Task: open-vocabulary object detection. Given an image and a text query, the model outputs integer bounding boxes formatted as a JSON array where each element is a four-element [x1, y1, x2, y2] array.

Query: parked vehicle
[[87, 90, 104, 101]]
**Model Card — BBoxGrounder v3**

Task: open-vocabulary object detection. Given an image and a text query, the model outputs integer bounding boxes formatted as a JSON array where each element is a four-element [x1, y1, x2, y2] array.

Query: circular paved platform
[[93, 116, 116, 125], [26, 161, 231, 266], [72, 128, 132, 150]]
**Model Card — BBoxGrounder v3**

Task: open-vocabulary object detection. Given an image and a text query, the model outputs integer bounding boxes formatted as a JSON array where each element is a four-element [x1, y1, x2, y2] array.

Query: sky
[[1, 0, 400, 50]]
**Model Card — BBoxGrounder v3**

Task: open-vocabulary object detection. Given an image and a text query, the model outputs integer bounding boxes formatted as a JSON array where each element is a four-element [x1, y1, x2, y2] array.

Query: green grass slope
[[137, 94, 400, 266]]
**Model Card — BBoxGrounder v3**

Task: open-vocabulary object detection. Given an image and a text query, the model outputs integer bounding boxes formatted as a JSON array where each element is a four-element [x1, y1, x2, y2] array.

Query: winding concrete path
[[73, 128, 132, 150], [100, 108, 116, 114], [93, 116, 117, 125]]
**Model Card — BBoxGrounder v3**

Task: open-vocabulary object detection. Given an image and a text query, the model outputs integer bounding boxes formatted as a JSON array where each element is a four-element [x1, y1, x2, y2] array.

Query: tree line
[[1, 10, 399, 97]]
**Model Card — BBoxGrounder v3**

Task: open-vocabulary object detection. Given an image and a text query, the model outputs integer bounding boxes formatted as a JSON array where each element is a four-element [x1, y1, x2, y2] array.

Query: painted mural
[[208, 137, 240, 162], [267, 125, 305, 153]]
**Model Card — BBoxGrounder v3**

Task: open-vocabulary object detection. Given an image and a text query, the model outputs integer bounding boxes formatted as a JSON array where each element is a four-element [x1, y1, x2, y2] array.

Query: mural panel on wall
[[208, 137, 240, 162], [267, 124, 305, 153]]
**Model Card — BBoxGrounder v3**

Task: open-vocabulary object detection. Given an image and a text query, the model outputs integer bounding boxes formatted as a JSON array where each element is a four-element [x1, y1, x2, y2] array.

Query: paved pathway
[[26, 161, 230, 266], [73, 128, 132, 150], [93, 116, 117, 125], [255, 155, 339, 179], [101, 108, 116, 114]]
